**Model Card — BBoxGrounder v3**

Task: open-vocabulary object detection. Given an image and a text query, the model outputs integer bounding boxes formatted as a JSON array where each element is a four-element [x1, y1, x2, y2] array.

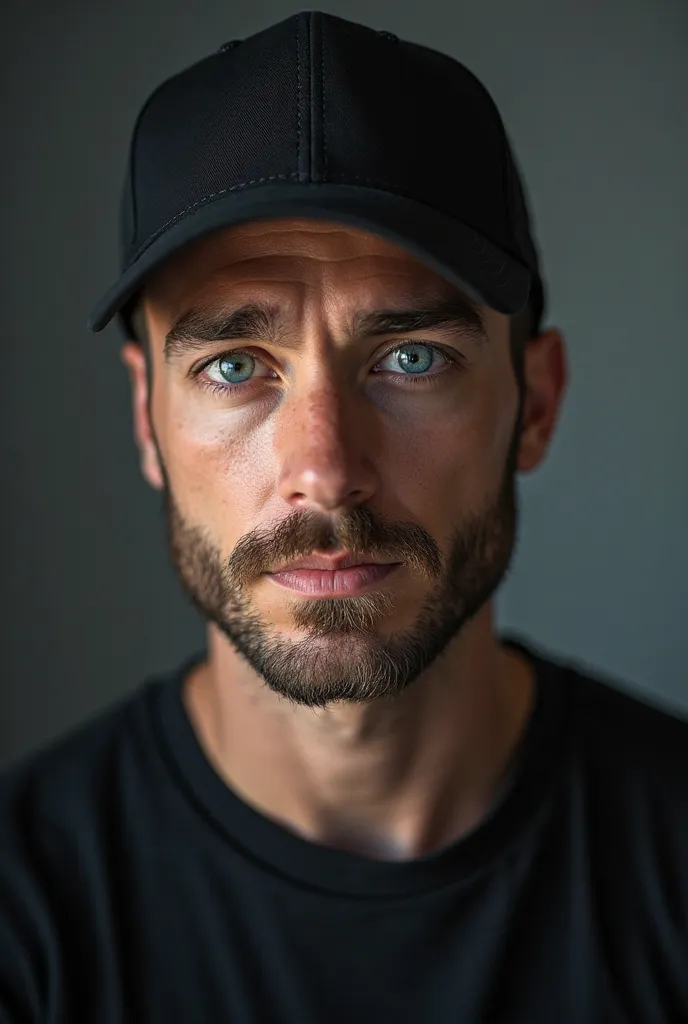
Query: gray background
[[2, 0, 686, 768]]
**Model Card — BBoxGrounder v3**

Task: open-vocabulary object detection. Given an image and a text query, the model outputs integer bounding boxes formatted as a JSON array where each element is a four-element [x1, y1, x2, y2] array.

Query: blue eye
[[396, 345, 433, 374], [378, 344, 447, 375], [216, 353, 256, 384]]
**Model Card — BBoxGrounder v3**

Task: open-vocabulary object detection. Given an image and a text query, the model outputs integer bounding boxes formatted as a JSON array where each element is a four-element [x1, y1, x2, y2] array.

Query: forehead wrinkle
[[160, 257, 488, 361]]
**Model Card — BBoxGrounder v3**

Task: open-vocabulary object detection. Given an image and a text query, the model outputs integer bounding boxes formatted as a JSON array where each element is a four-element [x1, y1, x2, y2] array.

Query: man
[[0, 11, 686, 1023]]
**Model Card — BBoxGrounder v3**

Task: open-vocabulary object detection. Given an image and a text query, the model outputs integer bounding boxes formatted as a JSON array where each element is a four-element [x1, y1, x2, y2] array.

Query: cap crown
[[122, 13, 534, 276]]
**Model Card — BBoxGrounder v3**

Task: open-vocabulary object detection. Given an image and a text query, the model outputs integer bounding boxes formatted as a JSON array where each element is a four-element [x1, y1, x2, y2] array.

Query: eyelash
[[192, 342, 461, 397]]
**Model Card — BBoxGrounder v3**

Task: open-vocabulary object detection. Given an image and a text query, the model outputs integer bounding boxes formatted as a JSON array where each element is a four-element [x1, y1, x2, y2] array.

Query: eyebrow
[[163, 295, 488, 362]]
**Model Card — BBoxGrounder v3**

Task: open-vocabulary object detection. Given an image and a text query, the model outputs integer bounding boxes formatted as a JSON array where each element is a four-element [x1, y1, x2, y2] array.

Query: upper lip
[[271, 552, 397, 573]]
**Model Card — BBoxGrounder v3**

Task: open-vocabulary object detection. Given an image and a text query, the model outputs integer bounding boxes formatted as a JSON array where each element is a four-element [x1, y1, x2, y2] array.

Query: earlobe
[[516, 328, 568, 474], [120, 342, 165, 491]]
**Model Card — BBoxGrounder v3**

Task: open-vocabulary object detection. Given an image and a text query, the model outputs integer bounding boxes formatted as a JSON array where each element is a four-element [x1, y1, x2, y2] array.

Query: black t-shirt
[[1, 639, 687, 1024]]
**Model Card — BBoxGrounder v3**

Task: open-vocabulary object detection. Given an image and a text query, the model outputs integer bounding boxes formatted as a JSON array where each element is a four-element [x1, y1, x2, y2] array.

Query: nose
[[275, 382, 379, 515]]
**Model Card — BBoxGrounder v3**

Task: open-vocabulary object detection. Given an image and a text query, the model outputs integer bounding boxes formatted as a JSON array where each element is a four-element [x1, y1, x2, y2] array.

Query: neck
[[183, 607, 535, 860]]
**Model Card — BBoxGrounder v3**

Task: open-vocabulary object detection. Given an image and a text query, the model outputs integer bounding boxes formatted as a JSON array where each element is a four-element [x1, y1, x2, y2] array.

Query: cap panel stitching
[[128, 175, 517, 292], [129, 173, 298, 261]]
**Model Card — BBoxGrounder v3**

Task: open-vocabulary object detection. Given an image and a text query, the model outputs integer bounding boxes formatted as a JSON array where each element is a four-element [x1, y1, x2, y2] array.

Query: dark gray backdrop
[[2, 0, 686, 767]]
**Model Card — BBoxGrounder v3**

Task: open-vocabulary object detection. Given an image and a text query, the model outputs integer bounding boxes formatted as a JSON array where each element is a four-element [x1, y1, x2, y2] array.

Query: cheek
[[376, 377, 516, 522], [154, 363, 517, 543], [157, 394, 275, 542]]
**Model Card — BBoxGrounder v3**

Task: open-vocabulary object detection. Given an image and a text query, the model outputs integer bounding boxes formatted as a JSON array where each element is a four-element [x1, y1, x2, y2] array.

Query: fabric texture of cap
[[88, 11, 546, 336]]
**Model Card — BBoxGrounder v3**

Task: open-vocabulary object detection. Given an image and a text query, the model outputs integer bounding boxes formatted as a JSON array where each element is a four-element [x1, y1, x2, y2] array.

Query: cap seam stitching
[[130, 174, 298, 261], [127, 174, 516, 288]]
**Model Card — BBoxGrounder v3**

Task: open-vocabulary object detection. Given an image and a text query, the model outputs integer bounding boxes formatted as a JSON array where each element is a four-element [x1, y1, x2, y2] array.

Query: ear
[[517, 328, 568, 473], [120, 341, 164, 490]]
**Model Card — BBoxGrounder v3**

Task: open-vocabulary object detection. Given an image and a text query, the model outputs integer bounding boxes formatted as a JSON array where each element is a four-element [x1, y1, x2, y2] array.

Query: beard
[[161, 425, 520, 709]]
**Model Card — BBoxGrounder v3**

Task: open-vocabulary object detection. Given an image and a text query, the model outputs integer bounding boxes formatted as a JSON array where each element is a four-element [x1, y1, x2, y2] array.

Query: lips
[[269, 552, 394, 573], [267, 561, 400, 597]]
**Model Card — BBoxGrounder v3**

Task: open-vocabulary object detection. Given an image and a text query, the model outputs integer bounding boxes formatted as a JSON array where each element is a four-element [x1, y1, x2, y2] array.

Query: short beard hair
[[131, 290, 529, 706], [159, 416, 522, 708]]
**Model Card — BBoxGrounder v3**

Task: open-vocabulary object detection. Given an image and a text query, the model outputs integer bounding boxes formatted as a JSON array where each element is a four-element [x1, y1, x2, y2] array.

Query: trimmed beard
[[162, 423, 520, 708]]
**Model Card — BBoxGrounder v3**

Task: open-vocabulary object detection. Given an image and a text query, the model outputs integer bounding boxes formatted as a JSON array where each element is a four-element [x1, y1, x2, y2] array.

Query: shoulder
[[0, 650, 207, 870], [0, 651, 204, 844], [526, 638, 688, 833], [0, 655, 198, 884], [0, 676, 156, 838], [0, 660, 194, 1018], [0, 672, 170, 924], [550, 646, 688, 773], [529, 642, 688, 954]]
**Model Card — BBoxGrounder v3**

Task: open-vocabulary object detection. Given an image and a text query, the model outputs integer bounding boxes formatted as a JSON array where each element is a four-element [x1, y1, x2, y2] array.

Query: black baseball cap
[[88, 11, 546, 336]]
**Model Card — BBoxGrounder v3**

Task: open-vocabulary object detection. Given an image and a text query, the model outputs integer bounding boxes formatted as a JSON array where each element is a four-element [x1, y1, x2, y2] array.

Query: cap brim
[[88, 183, 531, 333]]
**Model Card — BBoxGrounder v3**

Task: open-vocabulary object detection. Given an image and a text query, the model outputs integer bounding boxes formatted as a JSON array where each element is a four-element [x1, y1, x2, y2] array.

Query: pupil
[[219, 354, 254, 383], [398, 346, 431, 373]]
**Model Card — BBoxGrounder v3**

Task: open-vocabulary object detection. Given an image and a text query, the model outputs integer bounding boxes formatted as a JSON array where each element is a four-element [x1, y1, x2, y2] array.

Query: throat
[[183, 640, 536, 861]]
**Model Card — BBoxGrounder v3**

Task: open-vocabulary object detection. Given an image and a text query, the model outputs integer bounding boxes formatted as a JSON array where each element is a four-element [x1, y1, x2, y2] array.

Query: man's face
[[124, 219, 561, 706]]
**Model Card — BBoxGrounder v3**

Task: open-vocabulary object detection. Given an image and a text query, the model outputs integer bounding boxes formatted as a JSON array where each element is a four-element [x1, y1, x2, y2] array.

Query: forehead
[[146, 218, 467, 312]]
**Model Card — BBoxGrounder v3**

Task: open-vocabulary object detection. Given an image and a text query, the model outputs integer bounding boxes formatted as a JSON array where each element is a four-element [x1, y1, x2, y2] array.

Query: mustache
[[225, 506, 442, 588]]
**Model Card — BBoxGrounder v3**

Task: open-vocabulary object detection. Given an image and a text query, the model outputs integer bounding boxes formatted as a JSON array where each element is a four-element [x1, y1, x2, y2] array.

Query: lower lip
[[268, 563, 400, 596]]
